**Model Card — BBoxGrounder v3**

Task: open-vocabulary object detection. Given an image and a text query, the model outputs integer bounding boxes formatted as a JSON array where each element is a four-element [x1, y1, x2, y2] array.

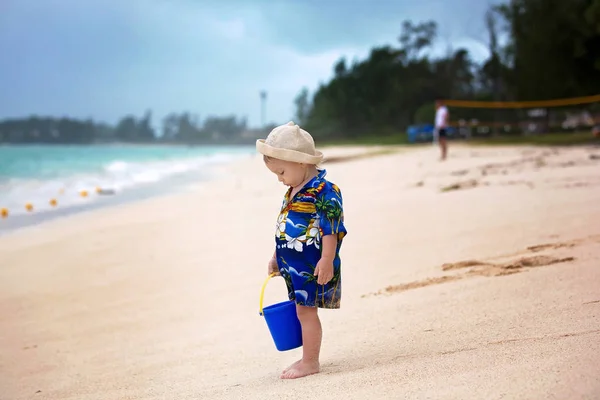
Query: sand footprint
[[526, 242, 576, 252], [364, 235, 600, 297], [364, 254, 577, 297]]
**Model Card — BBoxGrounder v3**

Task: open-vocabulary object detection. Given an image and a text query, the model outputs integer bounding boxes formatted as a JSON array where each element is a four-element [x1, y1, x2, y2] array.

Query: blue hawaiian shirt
[[274, 169, 347, 309]]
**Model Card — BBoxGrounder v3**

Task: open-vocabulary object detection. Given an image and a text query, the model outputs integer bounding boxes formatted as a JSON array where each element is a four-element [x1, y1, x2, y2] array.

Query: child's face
[[265, 158, 307, 188]]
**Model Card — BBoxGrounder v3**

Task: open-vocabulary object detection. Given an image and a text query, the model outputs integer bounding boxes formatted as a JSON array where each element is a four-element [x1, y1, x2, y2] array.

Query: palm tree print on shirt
[[272, 169, 347, 309]]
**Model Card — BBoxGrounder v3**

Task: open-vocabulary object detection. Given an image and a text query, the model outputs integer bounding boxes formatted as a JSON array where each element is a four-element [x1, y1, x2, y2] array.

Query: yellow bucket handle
[[259, 273, 277, 316]]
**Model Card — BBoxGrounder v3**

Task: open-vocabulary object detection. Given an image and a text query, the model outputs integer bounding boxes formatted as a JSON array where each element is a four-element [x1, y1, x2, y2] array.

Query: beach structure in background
[[407, 94, 600, 143]]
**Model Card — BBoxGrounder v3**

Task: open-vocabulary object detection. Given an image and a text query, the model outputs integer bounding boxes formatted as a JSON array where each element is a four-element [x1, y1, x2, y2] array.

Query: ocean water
[[0, 144, 254, 223]]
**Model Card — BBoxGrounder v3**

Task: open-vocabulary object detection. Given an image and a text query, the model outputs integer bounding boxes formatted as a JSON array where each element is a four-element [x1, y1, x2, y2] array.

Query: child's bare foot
[[282, 359, 302, 374], [280, 360, 320, 379]]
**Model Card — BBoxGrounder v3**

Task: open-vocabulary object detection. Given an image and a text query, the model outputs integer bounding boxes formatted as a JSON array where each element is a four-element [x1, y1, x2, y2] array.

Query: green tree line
[[296, 0, 600, 139], [0, 111, 252, 145]]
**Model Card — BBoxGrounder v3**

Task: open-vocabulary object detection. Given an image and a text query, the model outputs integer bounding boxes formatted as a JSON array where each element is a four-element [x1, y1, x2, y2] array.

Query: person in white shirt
[[434, 100, 449, 160]]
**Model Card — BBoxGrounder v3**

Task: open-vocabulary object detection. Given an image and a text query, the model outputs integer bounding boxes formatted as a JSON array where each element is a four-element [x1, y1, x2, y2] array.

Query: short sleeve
[[316, 181, 347, 241]]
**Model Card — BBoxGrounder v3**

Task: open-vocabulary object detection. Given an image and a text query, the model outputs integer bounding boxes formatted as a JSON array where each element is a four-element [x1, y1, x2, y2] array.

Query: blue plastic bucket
[[259, 274, 303, 351]]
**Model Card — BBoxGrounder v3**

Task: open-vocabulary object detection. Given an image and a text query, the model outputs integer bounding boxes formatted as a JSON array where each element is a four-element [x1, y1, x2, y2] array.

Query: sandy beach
[[1, 143, 599, 399]]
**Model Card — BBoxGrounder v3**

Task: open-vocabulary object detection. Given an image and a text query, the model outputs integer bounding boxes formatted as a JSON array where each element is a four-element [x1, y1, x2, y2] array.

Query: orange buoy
[[80, 190, 88, 198], [95, 186, 102, 193], [25, 203, 33, 212], [1, 208, 8, 218], [58, 188, 65, 195], [49, 199, 58, 207]]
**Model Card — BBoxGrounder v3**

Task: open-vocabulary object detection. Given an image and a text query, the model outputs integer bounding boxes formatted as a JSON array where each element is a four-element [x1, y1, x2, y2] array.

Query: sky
[[0, 0, 497, 130]]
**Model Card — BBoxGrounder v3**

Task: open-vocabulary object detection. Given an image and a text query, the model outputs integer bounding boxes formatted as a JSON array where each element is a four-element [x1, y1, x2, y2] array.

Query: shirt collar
[[285, 168, 327, 202]]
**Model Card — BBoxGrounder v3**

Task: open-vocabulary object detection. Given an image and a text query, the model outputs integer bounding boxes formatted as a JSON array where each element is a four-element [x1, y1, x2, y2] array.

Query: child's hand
[[268, 257, 280, 276], [314, 257, 334, 285]]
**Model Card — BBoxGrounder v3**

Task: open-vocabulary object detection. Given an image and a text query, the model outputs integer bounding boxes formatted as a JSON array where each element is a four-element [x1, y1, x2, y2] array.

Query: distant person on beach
[[256, 121, 347, 379], [434, 99, 450, 160]]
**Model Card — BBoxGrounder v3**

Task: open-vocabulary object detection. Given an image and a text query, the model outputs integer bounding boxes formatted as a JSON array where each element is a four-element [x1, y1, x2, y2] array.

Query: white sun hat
[[256, 121, 324, 164]]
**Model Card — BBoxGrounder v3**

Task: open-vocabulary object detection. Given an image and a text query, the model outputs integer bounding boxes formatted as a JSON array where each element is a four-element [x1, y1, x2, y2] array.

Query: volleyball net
[[441, 94, 600, 139]]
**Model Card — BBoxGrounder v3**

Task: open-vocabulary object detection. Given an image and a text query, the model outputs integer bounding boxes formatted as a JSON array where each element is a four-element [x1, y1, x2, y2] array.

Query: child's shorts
[[278, 261, 341, 309]]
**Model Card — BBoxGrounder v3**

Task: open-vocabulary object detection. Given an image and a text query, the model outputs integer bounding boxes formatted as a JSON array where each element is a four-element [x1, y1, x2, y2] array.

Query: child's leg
[[281, 304, 321, 379]]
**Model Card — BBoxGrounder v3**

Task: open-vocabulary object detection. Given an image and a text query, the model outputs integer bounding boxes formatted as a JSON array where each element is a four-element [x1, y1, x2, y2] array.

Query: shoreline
[[0, 146, 257, 235], [0, 146, 401, 237], [0, 173, 200, 237]]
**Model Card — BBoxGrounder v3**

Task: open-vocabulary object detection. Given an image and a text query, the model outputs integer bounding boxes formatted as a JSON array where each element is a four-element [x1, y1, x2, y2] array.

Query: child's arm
[[320, 234, 337, 261], [268, 250, 280, 275], [314, 234, 337, 284]]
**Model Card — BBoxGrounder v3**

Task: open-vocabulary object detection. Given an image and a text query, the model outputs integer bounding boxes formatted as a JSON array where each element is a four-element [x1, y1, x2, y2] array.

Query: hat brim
[[256, 139, 323, 164]]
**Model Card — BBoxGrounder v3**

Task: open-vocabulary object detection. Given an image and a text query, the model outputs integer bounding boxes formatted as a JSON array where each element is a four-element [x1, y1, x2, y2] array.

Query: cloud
[[0, 0, 495, 129]]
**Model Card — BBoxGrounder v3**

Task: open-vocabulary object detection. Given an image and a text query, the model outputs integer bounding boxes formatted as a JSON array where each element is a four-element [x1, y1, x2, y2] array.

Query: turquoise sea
[[0, 144, 254, 224]]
